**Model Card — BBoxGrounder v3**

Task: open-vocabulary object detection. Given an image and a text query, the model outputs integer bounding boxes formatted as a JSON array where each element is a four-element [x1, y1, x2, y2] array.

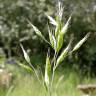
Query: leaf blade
[[56, 40, 72, 68], [46, 14, 58, 26], [48, 26, 56, 50], [44, 54, 51, 90], [28, 20, 44, 38], [61, 16, 71, 35], [72, 33, 90, 52], [20, 44, 31, 64]]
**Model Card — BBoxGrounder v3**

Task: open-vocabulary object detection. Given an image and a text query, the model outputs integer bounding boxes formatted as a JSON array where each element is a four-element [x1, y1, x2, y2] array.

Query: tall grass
[[0, 1, 90, 96], [2, 69, 95, 96], [0, 56, 96, 96], [19, 1, 90, 96]]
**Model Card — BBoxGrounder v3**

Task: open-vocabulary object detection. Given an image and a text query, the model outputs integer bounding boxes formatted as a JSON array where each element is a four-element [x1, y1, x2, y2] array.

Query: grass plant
[[20, 1, 90, 96]]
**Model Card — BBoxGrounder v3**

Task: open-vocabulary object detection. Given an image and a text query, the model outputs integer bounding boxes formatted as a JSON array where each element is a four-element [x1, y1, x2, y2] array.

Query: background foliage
[[0, 0, 96, 75]]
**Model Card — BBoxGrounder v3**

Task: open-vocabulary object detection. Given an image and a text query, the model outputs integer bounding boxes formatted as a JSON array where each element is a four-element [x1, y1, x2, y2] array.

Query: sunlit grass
[[0, 69, 94, 96], [0, 56, 96, 96], [9, 74, 79, 96]]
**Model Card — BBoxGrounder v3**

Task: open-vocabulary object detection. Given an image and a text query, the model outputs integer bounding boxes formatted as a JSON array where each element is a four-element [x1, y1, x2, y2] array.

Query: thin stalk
[[43, 37, 52, 46], [28, 62, 42, 85], [6, 85, 14, 96], [49, 87, 52, 96], [50, 50, 58, 96], [54, 49, 73, 70], [39, 67, 49, 96]]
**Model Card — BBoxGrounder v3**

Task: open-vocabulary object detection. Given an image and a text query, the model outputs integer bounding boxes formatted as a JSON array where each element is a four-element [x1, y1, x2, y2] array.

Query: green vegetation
[[19, 2, 90, 96], [2, 73, 83, 96], [0, 55, 96, 96], [0, 66, 96, 96], [0, 0, 96, 96], [0, 0, 96, 73]]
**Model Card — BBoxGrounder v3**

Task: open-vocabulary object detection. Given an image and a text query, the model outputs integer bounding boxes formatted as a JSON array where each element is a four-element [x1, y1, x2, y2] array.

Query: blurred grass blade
[[58, 1, 64, 21], [55, 16, 61, 39], [48, 26, 56, 49], [56, 33, 63, 52], [44, 54, 51, 90], [61, 16, 71, 35], [17, 62, 32, 72], [55, 75, 64, 89], [20, 44, 41, 84], [28, 19, 50, 45], [52, 34, 56, 50], [20, 44, 34, 69], [20, 44, 31, 64], [56, 40, 72, 68], [6, 85, 14, 96], [27, 20, 44, 38], [72, 33, 90, 52], [56, 16, 71, 52], [55, 24, 60, 38], [46, 14, 58, 26]]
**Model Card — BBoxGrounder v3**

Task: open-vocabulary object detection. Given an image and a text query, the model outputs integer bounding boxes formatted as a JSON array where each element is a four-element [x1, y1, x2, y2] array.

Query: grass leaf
[[48, 26, 56, 50], [56, 16, 71, 52], [72, 32, 90, 52], [46, 14, 58, 26], [44, 54, 51, 90], [17, 62, 32, 72], [28, 19, 50, 45], [28, 20, 44, 38], [58, 1, 64, 21], [20, 44, 41, 84], [56, 40, 72, 68], [20, 44, 31, 64], [56, 33, 64, 52], [61, 16, 71, 35]]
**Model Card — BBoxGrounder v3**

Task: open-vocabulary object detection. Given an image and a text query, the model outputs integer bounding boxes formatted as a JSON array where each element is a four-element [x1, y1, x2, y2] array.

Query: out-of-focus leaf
[[58, 1, 64, 21], [17, 62, 32, 72], [48, 26, 56, 49], [20, 44, 41, 83], [55, 25, 60, 39], [55, 16, 61, 39], [56, 40, 72, 68], [56, 16, 71, 52], [55, 75, 64, 89], [56, 33, 63, 52], [46, 14, 58, 26], [28, 20, 44, 38], [44, 54, 51, 90], [72, 32, 90, 52], [20, 44, 31, 64], [28, 20, 50, 45], [51, 35, 56, 50], [61, 16, 71, 35]]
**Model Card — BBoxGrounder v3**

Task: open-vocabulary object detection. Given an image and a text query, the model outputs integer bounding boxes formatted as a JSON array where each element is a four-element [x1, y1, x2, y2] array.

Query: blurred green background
[[0, 0, 96, 75]]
